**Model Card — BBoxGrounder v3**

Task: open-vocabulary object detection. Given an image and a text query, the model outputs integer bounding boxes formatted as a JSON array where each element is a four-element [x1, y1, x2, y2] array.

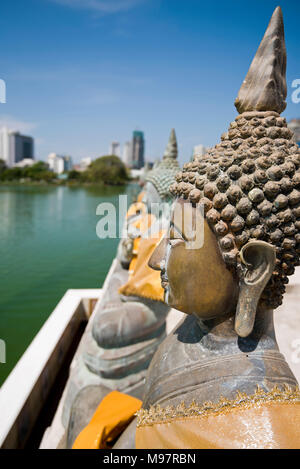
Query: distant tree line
[[68, 155, 129, 185], [0, 160, 54, 182], [0, 155, 129, 185]]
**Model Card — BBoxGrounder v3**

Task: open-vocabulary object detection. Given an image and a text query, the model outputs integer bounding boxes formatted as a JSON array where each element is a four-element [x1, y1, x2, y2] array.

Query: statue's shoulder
[[143, 315, 207, 407]]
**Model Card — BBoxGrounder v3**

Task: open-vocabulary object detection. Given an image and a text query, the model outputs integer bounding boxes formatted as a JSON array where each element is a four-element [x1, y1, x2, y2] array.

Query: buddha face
[[149, 198, 238, 320]]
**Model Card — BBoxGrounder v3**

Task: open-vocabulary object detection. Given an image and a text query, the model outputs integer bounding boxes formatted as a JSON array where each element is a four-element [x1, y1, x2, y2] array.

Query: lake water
[[0, 183, 138, 385]]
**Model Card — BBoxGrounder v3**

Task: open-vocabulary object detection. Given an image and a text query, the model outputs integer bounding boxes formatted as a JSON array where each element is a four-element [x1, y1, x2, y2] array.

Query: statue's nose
[[148, 236, 168, 271]]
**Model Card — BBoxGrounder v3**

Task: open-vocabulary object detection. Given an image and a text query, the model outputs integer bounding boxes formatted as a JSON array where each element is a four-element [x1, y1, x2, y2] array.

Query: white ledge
[[0, 288, 102, 448]]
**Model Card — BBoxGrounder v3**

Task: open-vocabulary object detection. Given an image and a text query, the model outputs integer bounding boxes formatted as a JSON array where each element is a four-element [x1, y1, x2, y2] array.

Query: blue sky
[[0, 0, 299, 165]]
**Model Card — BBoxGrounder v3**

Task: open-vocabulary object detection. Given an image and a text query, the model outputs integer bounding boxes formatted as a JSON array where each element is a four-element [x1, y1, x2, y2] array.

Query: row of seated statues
[[44, 6, 300, 449], [41, 127, 181, 448]]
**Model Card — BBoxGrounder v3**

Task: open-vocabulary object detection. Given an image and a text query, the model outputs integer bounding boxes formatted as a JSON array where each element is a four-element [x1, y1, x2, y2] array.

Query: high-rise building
[[109, 142, 120, 157], [47, 153, 72, 174], [63, 156, 72, 172], [288, 119, 300, 145], [122, 141, 132, 167], [0, 127, 34, 167], [132, 131, 145, 169], [80, 157, 92, 170]]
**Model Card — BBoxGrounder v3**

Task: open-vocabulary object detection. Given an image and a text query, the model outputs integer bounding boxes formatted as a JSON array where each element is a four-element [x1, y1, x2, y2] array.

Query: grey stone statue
[[119, 7, 300, 449], [54, 130, 180, 447]]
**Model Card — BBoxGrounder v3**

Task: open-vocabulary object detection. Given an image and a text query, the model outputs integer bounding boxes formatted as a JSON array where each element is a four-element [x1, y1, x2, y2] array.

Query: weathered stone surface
[[92, 298, 168, 349], [60, 261, 150, 429], [113, 417, 137, 449], [67, 385, 111, 449], [235, 7, 287, 114], [142, 314, 298, 410], [163, 128, 178, 160], [145, 129, 180, 202]]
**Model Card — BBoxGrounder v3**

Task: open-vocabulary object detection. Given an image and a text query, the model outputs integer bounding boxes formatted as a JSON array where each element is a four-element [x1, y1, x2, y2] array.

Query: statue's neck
[[195, 306, 278, 353]]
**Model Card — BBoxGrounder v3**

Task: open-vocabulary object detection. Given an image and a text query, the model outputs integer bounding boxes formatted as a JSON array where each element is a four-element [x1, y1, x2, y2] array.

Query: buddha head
[[144, 128, 180, 209], [149, 7, 300, 337]]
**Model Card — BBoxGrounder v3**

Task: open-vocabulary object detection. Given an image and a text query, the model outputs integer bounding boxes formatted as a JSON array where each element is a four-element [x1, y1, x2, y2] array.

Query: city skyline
[[1, 118, 299, 170], [0, 127, 34, 167], [110, 130, 145, 168], [0, 1, 299, 165]]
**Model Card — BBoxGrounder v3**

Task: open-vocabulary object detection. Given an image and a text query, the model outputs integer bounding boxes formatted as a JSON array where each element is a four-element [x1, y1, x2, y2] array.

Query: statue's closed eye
[[169, 225, 186, 246]]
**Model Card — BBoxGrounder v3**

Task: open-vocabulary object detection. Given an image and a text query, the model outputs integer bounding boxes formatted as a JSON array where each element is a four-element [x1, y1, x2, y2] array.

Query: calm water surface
[[0, 184, 138, 385]]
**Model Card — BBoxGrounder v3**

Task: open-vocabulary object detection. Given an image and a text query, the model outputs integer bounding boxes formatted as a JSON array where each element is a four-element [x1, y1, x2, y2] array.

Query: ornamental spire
[[235, 6, 287, 114], [163, 128, 178, 160]]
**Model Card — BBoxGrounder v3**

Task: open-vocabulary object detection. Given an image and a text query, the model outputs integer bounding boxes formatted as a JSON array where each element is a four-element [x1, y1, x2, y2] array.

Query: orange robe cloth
[[136, 402, 300, 449], [126, 212, 156, 274], [119, 230, 165, 302], [73, 391, 142, 449], [126, 201, 147, 220], [137, 191, 145, 203]]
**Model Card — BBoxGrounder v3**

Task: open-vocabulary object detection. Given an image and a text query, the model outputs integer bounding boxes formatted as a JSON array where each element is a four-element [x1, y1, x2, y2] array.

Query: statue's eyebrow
[[169, 221, 188, 241]]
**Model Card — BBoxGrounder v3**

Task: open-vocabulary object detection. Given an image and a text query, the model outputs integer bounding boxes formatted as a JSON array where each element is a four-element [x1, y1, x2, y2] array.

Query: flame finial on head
[[163, 128, 178, 161], [235, 6, 287, 115], [145, 129, 180, 200]]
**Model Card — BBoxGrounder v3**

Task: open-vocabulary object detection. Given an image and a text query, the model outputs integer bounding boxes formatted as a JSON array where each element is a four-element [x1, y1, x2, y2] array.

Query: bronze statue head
[[150, 7, 300, 337]]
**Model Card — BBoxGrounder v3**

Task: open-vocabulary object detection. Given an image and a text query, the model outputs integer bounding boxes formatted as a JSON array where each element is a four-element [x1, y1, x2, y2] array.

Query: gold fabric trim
[[136, 385, 300, 428]]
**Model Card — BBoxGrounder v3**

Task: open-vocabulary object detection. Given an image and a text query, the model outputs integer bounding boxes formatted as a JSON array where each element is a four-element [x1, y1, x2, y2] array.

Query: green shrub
[[84, 155, 128, 185], [68, 170, 82, 181]]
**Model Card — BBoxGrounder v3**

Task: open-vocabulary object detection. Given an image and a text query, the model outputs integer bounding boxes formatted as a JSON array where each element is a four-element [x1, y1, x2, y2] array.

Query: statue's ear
[[235, 240, 276, 338]]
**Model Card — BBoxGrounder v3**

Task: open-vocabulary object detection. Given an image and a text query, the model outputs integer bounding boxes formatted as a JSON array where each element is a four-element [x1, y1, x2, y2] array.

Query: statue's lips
[[161, 272, 169, 289]]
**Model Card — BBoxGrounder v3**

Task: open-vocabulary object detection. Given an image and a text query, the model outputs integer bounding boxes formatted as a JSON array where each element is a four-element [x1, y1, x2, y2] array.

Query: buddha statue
[[117, 190, 147, 269], [134, 7, 300, 449], [116, 129, 179, 269], [47, 130, 180, 448], [91, 128, 180, 352]]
